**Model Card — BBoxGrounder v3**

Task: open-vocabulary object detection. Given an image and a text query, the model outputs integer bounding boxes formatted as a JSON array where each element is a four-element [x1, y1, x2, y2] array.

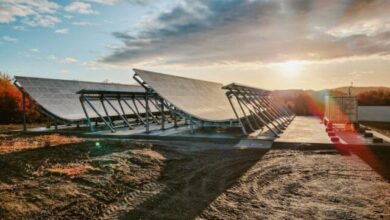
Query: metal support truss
[[78, 89, 175, 133], [223, 83, 295, 137], [133, 73, 242, 134]]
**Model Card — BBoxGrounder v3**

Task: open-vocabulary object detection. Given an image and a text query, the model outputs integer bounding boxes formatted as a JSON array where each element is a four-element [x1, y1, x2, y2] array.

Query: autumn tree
[[358, 89, 390, 106], [0, 73, 40, 123]]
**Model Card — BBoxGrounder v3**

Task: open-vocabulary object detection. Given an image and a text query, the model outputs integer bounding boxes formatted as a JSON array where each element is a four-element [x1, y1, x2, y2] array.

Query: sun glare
[[280, 61, 302, 77]]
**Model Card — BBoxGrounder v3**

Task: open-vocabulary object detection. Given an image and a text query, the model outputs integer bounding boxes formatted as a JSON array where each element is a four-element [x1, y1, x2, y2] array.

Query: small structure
[[325, 96, 358, 123]]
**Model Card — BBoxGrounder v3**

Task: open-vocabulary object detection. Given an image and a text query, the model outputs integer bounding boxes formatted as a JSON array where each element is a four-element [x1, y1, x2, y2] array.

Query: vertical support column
[[46, 118, 50, 129], [135, 97, 159, 124], [160, 98, 165, 130], [22, 91, 27, 132], [173, 106, 178, 127], [189, 116, 194, 134], [54, 119, 58, 130], [79, 96, 93, 131], [145, 93, 150, 133]]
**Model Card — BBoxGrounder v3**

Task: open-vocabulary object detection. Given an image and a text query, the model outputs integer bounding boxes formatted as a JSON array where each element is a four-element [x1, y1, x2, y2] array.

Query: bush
[[358, 89, 390, 106], [0, 73, 41, 123]]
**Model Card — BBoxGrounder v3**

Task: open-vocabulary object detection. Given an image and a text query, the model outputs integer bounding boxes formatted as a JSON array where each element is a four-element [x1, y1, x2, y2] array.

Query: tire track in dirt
[[198, 150, 390, 220], [99, 182, 165, 219], [121, 148, 268, 219]]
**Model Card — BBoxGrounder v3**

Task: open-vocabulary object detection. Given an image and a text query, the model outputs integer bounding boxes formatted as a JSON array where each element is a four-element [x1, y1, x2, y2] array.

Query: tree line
[[0, 73, 41, 124]]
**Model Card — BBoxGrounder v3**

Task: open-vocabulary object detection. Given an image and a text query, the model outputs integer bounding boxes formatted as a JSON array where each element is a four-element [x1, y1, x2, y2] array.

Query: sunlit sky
[[0, 0, 389, 90]]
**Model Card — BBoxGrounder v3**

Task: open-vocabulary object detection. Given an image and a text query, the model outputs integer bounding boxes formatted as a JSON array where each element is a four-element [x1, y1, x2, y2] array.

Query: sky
[[0, 0, 389, 90]]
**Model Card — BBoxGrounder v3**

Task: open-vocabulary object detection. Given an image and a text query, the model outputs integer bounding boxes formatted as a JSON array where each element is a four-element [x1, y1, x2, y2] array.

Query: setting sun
[[279, 61, 302, 77]]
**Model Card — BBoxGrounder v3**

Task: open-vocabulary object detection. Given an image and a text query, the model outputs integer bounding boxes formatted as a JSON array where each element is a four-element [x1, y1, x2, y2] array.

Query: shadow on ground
[[120, 142, 268, 219]]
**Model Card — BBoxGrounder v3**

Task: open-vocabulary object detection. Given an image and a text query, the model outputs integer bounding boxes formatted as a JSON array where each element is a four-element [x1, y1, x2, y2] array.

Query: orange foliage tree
[[0, 73, 41, 123], [358, 89, 390, 106]]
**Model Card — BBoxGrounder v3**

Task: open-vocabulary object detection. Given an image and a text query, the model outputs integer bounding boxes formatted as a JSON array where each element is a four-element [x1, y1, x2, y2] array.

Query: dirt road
[[0, 136, 389, 219]]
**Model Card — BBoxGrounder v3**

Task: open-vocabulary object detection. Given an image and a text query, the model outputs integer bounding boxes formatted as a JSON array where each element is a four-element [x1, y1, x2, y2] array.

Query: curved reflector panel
[[133, 69, 236, 122], [15, 76, 145, 121]]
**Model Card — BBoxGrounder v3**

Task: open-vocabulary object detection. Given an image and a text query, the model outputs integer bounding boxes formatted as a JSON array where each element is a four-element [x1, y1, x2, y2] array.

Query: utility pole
[[348, 82, 353, 96]]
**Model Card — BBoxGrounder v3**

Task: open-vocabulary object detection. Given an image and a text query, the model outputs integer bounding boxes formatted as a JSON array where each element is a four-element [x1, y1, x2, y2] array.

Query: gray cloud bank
[[101, 0, 390, 66]]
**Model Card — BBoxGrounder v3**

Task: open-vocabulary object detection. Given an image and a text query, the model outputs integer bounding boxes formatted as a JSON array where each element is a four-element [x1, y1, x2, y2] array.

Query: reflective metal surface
[[134, 69, 237, 122], [14, 76, 146, 121]]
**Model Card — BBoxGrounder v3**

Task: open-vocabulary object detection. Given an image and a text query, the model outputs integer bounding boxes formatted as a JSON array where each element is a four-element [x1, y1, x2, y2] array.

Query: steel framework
[[223, 83, 295, 136], [133, 72, 244, 134], [78, 89, 181, 133]]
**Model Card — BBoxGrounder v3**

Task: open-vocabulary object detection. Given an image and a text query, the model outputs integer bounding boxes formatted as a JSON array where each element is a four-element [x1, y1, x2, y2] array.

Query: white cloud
[[85, 0, 149, 5], [60, 69, 69, 74], [22, 15, 60, 27], [327, 19, 390, 38], [30, 48, 40, 52], [65, 2, 98, 15], [12, 25, 25, 31], [55, 28, 69, 34], [60, 57, 78, 64], [64, 15, 74, 19], [72, 21, 93, 26], [101, 0, 390, 66], [47, 55, 57, 60], [85, 0, 119, 5], [2, 35, 17, 42], [0, 0, 59, 27]]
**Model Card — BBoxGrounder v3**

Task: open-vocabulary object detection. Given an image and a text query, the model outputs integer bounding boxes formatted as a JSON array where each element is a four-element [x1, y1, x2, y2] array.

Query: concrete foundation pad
[[275, 116, 332, 145]]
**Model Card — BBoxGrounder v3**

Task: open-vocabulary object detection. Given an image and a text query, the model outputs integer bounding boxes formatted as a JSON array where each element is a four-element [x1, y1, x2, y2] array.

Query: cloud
[[55, 28, 69, 34], [12, 25, 25, 31], [101, 0, 390, 66], [65, 2, 98, 15], [85, 0, 119, 5], [60, 69, 69, 74], [47, 55, 57, 60], [2, 35, 17, 42], [85, 0, 149, 5], [0, 0, 59, 27], [72, 21, 94, 26], [64, 15, 74, 19], [22, 14, 60, 27], [60, 57, 78, 64], [30, 48, 40, 52]]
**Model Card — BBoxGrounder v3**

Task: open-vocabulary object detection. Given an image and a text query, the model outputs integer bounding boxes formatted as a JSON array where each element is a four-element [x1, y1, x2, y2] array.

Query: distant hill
[[330, 86, 390, 96], [274, 86, 390, 97], [272, 86, 390, 115]]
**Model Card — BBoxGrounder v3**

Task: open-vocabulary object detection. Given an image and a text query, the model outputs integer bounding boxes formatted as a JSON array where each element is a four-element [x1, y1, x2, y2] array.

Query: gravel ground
[[0, 136, 389, 219]]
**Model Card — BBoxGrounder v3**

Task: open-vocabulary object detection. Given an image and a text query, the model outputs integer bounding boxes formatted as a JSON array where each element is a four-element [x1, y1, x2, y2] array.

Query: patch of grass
[[0, 124, 45, 133], [0, 134, 83, 154], [46, 162, 99, 177]]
